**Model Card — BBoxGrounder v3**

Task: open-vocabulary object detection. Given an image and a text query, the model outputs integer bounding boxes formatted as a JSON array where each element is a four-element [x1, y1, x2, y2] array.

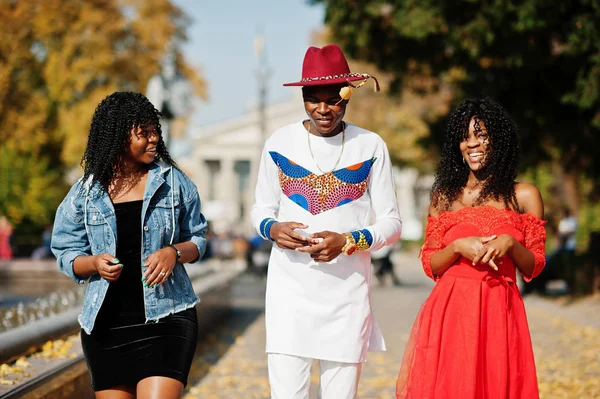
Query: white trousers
[[268, 353, 362, 399]]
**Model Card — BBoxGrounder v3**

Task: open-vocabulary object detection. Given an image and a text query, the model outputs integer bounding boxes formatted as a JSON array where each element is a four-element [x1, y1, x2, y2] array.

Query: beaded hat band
[[283, 45, 380, 94]]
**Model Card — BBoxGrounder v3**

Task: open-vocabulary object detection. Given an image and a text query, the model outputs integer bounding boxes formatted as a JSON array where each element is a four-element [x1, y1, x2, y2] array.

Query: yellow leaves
[[58, 84, 119, 166], [527, 306, 600, 399], [0, 337, 78, 388], [444, 66, 468, 85], [0, 0, 203, 157], [0, 364, 12, 377], [33, 339, 77, 360], [0, 0, 205, 227], [14, 358, 30, 368], [0, 357, 33, 386]]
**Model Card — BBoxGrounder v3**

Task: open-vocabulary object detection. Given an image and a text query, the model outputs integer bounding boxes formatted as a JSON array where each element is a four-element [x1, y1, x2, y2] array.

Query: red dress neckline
[[431, 204, 543, 222]]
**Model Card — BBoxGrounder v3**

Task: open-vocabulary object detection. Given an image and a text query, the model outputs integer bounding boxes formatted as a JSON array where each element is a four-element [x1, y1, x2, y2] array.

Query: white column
[[218, 158, 237, 230], [395, 167, 423, 241]]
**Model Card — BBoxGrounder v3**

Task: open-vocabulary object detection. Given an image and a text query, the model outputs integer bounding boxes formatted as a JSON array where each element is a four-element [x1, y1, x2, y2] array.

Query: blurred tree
[[0, 0, 205, 252], [344, 58, 455, 172], [311, 0, 600, 213]]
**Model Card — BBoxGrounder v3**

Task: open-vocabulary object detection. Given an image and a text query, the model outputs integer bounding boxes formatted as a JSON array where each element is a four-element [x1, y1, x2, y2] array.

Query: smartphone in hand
[[294, 229, 323, 244], [295, 229, 311, 240]]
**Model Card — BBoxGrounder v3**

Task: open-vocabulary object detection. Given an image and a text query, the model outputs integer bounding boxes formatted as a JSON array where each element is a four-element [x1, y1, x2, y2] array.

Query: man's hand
[[295, 231, 346, 262], [93, 253, 123, 282], [270, 222, 317, 249]]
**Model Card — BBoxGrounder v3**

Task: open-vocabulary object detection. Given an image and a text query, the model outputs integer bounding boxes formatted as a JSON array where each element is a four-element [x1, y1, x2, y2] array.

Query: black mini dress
[[80, 200, 198, 391]]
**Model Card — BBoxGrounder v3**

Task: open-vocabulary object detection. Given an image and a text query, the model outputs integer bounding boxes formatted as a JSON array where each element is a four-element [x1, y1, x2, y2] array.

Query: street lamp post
[[254, 34, 270, 152], [247, 34, 271, 233], [146, 42, 193, 157]]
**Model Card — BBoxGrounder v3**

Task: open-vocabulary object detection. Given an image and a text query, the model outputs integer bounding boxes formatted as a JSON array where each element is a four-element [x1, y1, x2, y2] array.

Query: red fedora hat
[[283, 44, 379, 91]]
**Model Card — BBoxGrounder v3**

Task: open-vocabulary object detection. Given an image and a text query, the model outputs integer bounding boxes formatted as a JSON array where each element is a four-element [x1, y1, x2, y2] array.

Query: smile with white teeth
[[469, 152, 483, 158]]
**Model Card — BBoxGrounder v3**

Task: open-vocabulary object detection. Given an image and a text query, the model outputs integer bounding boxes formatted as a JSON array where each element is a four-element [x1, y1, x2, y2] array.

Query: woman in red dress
[[396, 98, 546, 399], [0, 216, 13, 261]]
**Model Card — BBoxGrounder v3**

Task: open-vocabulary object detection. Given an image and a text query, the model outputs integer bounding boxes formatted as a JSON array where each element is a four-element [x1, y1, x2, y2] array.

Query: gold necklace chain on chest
[[466, 177, 486, 192], [307, 122, 345, 174]]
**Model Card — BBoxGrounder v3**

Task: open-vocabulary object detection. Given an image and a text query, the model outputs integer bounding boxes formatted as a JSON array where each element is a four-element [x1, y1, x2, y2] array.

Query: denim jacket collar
[[83, 160, 172, 201], [83, 160, 175, 243], [144, 160, 171, 202]]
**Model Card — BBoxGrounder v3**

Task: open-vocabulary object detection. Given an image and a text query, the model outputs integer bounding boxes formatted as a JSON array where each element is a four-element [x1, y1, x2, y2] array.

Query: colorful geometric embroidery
[[268, 152, 312, 178], [269, 151, 376, 216], [351, 229, 373, 250]]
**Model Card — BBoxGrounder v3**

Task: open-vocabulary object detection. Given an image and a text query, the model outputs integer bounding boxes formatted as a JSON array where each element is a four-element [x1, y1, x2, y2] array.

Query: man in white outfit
[[251, 44, 402, 399]]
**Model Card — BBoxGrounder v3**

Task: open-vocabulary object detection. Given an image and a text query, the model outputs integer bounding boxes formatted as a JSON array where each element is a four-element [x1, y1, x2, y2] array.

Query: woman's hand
[[142, 247, 177, 288], [270, 222, 317, 249], [472, 234, 516, 270], [93, 253, 123, 282], [451, 235, 498, 270], [295, 231, 346, 262]]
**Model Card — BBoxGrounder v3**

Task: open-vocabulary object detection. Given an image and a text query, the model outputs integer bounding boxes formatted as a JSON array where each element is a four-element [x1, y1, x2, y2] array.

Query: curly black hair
[[431, 97, 520, 212], [80, 92, 176, 189]]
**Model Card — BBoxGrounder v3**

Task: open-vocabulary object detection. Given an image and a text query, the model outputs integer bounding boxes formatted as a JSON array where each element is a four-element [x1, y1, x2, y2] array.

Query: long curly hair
[[431, 97, 520, 212], [80, 92, 176, 189]]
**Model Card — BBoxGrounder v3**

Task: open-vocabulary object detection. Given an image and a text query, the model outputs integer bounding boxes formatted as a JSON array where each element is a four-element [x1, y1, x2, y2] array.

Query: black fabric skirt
[[81, 307, 198, 391]]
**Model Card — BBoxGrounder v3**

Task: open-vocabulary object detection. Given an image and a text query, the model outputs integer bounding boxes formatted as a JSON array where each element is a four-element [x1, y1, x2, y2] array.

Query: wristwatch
[[341, 233, 357, 256], [166, 244, 182, 264]]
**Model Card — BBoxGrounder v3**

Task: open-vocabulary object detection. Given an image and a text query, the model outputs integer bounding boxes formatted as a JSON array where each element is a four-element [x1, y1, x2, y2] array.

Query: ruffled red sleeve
[[420, 216, 448, 281], [520, 213, 547, 282]]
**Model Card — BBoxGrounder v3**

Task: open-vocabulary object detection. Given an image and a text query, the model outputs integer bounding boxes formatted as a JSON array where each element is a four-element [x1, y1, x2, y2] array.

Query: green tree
[[312, 0, 600, 212], [344, 58, 455, 172]]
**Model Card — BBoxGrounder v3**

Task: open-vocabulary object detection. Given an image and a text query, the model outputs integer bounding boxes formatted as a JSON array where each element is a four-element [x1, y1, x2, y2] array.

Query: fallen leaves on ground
[[32, 338, 77, 360], [0, 357, 33, 385]]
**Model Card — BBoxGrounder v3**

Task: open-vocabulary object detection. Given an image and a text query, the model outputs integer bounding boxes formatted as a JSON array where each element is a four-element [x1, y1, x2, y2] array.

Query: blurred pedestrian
[[525, 207, 578, 294], [372, 244, 401, 286], [31, 223, 53, 260], [246, 233, 270, 277], [51, 92, 207, 399], [397, 98, 546, 398], [252, 44, 402, 399], [0, 216, 13, 261], [557, 207, 578, 252]]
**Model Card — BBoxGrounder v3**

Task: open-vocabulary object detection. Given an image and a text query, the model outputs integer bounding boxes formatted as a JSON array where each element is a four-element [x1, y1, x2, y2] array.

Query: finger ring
[[159, 271, 166, 276]]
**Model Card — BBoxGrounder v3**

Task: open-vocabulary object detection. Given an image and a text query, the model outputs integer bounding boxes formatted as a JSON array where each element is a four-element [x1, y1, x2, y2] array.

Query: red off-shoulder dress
[[396, 206, 546, 399]]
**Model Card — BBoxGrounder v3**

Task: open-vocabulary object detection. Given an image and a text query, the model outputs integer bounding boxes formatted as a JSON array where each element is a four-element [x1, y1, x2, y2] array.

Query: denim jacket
[[51, 160, 207, 334]]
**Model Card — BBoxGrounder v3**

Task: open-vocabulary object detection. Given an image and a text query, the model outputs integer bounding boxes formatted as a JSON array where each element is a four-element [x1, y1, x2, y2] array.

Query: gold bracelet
[[341, 233, 358, 256]]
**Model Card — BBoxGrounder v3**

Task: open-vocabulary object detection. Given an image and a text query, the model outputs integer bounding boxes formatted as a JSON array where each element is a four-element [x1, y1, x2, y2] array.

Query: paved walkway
[[184, 252, 600, 399]]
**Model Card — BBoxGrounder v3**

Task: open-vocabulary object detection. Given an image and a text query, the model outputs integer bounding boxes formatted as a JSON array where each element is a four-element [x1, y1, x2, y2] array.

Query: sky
[[172, 0, 325, 127]]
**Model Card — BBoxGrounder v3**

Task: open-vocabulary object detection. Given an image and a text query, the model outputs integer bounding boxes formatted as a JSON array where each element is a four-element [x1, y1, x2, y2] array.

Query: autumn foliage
[[0, 0, 204, 246]]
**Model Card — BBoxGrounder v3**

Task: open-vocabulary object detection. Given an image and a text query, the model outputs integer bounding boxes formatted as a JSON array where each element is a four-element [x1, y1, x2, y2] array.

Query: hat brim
[[283, 75, 365, 87]]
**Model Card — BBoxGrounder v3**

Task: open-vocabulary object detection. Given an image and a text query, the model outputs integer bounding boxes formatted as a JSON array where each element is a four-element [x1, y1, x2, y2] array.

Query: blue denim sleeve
[[178, 177, 208, 263], [50, 191, 91, 285]]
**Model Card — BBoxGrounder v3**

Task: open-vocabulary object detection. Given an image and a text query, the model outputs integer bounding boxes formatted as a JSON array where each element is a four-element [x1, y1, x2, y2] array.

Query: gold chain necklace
[[465, 179, 483, 194], [307, 121, 345, 174]]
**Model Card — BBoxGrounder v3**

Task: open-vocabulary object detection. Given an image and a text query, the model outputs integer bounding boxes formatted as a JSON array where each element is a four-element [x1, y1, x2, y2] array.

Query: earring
[[463, 158, 466, 165]]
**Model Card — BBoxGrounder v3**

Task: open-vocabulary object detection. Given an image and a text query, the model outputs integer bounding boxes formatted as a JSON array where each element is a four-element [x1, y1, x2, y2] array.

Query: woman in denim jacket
[[51, 92, 207, 399]]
